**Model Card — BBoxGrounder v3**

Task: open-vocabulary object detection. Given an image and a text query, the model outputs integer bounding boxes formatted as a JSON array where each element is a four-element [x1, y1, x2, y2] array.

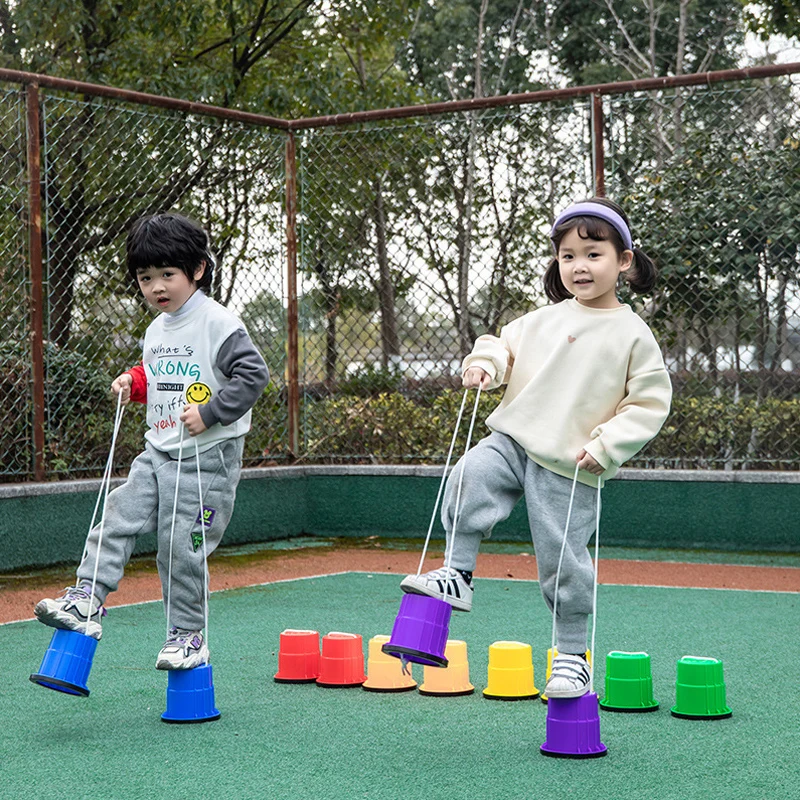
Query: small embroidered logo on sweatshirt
[[568, 335, 576, 343]]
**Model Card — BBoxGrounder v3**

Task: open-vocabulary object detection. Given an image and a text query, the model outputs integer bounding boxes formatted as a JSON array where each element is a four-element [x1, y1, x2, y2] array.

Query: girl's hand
[[180, 404, 208, 437], [462, 367, 491, 389], [576, 449, 604, 475], [111, 373, 132, 405]]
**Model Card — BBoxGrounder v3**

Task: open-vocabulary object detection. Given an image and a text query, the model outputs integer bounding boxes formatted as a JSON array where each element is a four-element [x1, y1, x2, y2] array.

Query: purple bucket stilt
[[30, 629, 98, 697], [382, 594, 451, 667], [540, 692, 608, 759]]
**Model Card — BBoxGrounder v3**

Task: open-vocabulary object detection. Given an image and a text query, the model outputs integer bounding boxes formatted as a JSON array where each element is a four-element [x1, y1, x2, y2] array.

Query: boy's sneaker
[[399, 567, 474, 611], [34, 586, 105, 640], [545, 653, 591, 699], [155, 628, 209, 670]]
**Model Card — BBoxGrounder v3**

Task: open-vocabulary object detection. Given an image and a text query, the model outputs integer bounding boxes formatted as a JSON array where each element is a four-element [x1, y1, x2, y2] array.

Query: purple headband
[[550, 202, 633, 251]]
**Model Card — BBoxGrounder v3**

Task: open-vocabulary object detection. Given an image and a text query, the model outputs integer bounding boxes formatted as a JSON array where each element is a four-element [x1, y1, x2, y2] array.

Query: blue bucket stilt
[[162, 664, 220, 723], [382, 594, 451, 668], [30, 628, 98, 697]]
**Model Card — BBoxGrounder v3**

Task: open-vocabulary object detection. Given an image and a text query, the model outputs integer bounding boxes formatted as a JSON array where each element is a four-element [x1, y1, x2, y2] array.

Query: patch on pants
[[192, 506, 217, 552]]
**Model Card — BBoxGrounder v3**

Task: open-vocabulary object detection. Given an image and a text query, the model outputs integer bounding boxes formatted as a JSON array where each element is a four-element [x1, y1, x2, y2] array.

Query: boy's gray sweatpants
[[77, 436, 244, 631], [442, 431, 598, 655]]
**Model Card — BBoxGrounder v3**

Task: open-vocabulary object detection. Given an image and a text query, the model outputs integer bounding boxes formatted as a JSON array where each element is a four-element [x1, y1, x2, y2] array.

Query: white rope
[[415, 390, 469, 576], [550, 464, 580, 657], [164, 424, 185, 639], [194, 437, 210, 649], [588, 479, 602, 693], [443, 385, 482, 575], [86, 393, 125, 636], [550, 466, 602, 693]]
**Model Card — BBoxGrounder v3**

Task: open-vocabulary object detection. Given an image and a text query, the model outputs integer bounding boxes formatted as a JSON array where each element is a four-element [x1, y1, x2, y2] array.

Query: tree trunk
[[771, 268, 789, 372], [673, 0, 688, 148], [372, 176, 400, 366], [311, 246, 340, 390], [457, 0, 489, 357]]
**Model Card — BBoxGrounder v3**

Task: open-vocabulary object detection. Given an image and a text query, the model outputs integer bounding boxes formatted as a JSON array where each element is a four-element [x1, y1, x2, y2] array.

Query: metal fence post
[[285, 131, 300, 457], [26, 82, 46, 481], [592, 93, 605, 197]]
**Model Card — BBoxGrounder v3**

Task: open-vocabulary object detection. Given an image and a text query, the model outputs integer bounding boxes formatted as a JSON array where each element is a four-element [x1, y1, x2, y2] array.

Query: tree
[[1, 0, 317, 348], [395, 2, 557, 355], [287, 2, 426, 378], [746, 0, 800, 39]]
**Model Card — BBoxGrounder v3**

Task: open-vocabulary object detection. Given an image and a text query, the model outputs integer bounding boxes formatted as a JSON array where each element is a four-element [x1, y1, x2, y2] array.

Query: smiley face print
[[186, 382, 213, 405]]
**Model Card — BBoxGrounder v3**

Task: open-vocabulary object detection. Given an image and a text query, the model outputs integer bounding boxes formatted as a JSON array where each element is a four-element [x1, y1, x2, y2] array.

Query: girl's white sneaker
[[399, 567, 473, 611], [545, 653, 591, 698]]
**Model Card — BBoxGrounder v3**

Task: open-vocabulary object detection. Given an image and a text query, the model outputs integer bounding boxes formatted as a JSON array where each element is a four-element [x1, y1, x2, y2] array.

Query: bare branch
[[491, 0, 532, 96], [603, 0, 652, 74]]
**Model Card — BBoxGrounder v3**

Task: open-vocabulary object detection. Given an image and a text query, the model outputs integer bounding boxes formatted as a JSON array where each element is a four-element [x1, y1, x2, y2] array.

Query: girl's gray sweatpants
[[77, 436, 244, 631], [442, 431, 598, 655]]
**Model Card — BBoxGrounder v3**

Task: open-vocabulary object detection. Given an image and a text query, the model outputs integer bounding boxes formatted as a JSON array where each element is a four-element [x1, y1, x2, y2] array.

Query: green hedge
[[5, 361, 800, 478], [301, 390, 800, 470]]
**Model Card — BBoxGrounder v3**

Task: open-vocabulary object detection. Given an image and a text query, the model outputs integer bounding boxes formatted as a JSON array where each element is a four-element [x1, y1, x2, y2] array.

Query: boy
[[35, 213, 270, 669]]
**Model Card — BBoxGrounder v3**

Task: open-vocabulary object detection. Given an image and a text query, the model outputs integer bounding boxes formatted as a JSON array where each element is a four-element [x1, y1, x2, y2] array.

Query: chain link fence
[[3, 71, 800, 480], [2, 91, 287, 479], [296, 99, 593, 461], [0, 89, 31, 478], [607, 77, 800, 469]]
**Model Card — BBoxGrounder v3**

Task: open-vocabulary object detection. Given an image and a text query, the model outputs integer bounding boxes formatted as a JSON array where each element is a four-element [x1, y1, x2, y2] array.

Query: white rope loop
[[444, 384, 482, 575], [415, 390, 469, 576], [194, 437, 210, 649], [164, 424, 185, 639], [164, 427, 211, 648], [86, 392, 126, 636], [550, 466, 602, 694], [550, 464, 579, 657], [589, 480, 602, 693]]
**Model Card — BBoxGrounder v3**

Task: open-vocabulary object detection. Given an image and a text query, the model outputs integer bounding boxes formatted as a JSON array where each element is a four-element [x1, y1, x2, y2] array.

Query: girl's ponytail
[[543, 257, 571, 303], [625, 247, 657, 294]]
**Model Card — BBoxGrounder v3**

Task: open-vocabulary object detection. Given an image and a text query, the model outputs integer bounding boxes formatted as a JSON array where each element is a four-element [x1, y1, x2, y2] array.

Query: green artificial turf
[[3, 573, 798, 800]]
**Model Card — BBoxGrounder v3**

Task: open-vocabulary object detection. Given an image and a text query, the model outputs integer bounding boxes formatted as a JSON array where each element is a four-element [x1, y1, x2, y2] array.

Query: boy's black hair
[[544, 197, 657, 303], [126, 212, 215, 291]]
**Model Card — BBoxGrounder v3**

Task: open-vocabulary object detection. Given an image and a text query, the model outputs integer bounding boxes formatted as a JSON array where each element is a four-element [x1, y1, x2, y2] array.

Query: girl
[[400, 198, 672, 698]]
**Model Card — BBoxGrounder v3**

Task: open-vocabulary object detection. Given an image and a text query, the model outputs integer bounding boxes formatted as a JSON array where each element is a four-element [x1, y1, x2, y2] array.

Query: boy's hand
[[180, 404, 208, 436], [576, 449, 604, 476], [462, 367, 491, 389], [111, 373, 132, 405]]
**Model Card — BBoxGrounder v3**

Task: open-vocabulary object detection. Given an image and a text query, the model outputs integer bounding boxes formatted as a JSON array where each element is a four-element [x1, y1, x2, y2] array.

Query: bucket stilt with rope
[[31, 396, 125, 697], [162, 427, 220, 721], [386, 389, 482, 670], [162, 664, 220, 723], [670, 656, 732, 719], [540, 692, 608, 758], [540, 466, 607, 757], [274, 629, 320, 683], [30, 629, 98, 697], [382, 595, 451, 667]]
